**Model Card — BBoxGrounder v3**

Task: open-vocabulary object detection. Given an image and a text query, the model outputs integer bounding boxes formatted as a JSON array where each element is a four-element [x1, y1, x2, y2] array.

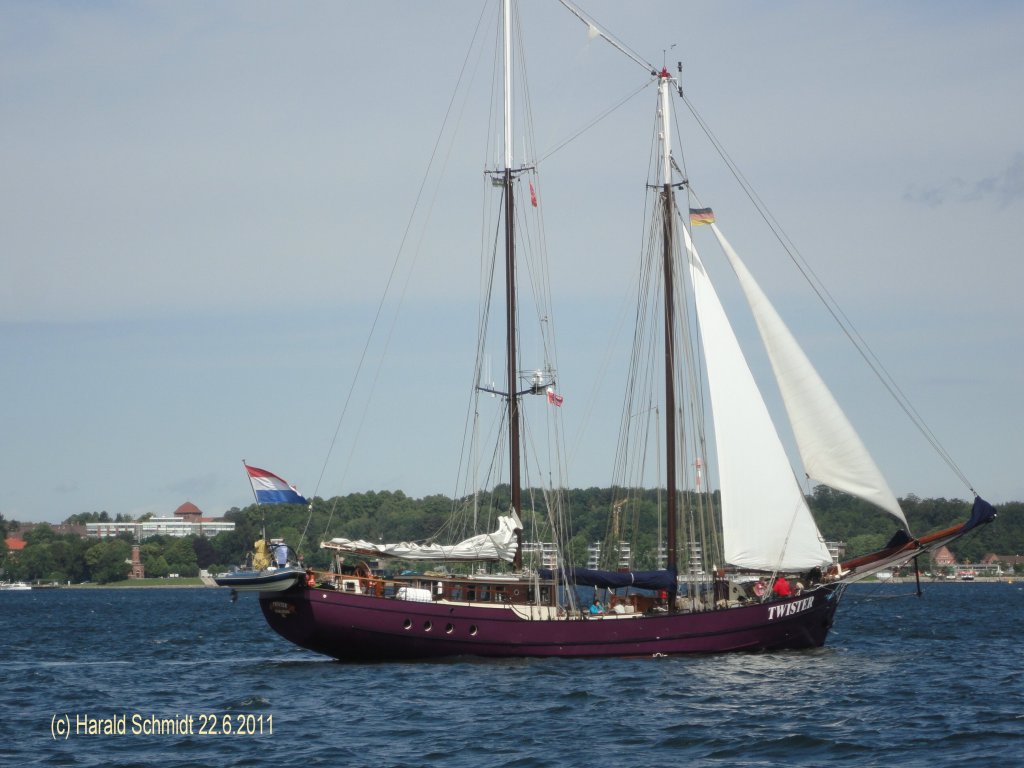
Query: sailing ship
[[253, 0, 995, 660]]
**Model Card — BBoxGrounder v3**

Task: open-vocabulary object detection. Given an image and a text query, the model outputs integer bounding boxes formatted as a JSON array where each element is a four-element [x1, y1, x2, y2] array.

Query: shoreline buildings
[[86, 502, 234, 540]]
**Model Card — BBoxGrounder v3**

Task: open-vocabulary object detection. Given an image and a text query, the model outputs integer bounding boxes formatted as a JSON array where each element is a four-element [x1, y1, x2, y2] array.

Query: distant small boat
[[0, 581, 32, 591], [876, 571, 894, 581]]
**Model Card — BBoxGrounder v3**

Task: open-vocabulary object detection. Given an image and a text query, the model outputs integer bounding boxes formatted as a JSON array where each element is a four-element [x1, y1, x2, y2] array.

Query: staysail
[[322, 511, 522, 563], [709, 223, 907, 528], [684, 226, 833, 571]]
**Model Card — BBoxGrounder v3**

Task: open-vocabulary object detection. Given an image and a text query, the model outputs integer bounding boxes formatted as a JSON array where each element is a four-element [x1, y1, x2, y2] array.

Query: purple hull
[[258, 584, 841, 660]]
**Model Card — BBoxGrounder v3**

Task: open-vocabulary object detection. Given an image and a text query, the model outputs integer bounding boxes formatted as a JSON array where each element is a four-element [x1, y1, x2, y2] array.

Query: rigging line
[[451, 186, 501, 529], [678, 91, 975, 495], [684, 121, 970, 493], [570, 124, 659, 473], [608, 240, 651, 481], [557, 0, 657, 75], [566, 228, 641, 472], [446, 393, 508, 542], [513, 2, 542, 172], [537, 81, 653, 164], [304, 4, 493, 548]]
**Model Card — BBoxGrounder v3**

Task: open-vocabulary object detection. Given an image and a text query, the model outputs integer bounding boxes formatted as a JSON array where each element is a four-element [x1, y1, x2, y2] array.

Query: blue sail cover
[[963, 496, 997, 534], [883, 496, 996, 551], [539, 567, 675, 590]]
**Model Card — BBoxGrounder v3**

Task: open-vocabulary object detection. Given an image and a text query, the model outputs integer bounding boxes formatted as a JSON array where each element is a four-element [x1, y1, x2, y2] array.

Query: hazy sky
[[3, 1, 1022, 524]]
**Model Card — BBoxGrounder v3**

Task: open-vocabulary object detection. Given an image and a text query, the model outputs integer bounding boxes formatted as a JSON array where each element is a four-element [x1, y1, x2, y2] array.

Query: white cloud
[[905, 153, 1024, 207]]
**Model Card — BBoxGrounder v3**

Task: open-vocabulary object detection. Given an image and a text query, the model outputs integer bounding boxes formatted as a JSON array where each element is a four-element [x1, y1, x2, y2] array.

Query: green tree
[[16, 544, 57, 581], [56, 537, 91, 583], [192, 536, 217, 569], [164, 537, 199, 576], [85, 540, 131, 583], [63, 511, 112, 525], [845, 533, 890, 559], [24, 525, 58, 546], [144, 554, 170, 578]]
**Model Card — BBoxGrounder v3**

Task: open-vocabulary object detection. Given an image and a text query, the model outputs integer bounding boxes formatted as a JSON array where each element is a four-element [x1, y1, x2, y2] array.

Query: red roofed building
[[931, 546, 957, 567], [4, 536, 26, 552], [982, 553, 1024, 570], [174, 502, 203, 521]]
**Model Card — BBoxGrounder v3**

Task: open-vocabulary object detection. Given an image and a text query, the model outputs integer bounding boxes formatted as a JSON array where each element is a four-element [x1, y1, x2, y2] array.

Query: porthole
[[423, 621, 433, 632], [403, 619, 412, 630], [445, 623, 454, 634], [469, 625, 478, 636]]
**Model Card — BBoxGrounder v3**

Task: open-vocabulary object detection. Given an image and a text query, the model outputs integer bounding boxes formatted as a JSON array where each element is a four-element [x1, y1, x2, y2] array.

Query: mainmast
[[657, 69, 679, 602], [502, 0, 523, 569]]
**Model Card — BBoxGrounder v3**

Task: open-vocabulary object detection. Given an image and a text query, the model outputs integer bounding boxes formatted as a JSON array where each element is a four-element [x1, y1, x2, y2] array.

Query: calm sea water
[[1, 582, 1020, 767]]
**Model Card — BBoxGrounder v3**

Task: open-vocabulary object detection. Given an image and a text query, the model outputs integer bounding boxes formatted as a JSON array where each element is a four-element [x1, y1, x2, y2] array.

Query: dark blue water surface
[[1, 582, 1021, 767]]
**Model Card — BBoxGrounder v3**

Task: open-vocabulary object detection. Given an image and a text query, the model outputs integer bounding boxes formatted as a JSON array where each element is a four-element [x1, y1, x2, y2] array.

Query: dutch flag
[[245, 464, 308, 505]]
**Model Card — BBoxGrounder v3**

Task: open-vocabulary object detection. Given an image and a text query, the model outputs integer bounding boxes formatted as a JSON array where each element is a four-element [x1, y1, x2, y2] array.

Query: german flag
[[689, 207, 715, 226]]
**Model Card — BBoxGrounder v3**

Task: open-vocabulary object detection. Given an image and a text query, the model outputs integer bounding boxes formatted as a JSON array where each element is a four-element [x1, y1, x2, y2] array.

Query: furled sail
[[684, 227, 833, 571], [538, 567, 676, 590], [709, 223, 908, 529], [321, 511, 522, 562]]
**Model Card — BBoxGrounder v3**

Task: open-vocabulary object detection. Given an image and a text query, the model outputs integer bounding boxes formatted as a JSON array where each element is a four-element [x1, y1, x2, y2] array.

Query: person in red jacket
[[772, 575, 792, 598]]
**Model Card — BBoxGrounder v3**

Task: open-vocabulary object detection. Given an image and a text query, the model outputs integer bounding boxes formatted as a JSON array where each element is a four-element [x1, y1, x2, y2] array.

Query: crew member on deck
[[772, 575, 792, 599], [590, 597, 605, 615]]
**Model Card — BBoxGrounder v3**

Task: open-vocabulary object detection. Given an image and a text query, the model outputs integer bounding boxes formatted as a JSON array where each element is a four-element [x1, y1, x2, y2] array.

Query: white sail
[[709, 223, 908, 529], [685, 227, 832, 571], [322, 511, 522, 563]]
